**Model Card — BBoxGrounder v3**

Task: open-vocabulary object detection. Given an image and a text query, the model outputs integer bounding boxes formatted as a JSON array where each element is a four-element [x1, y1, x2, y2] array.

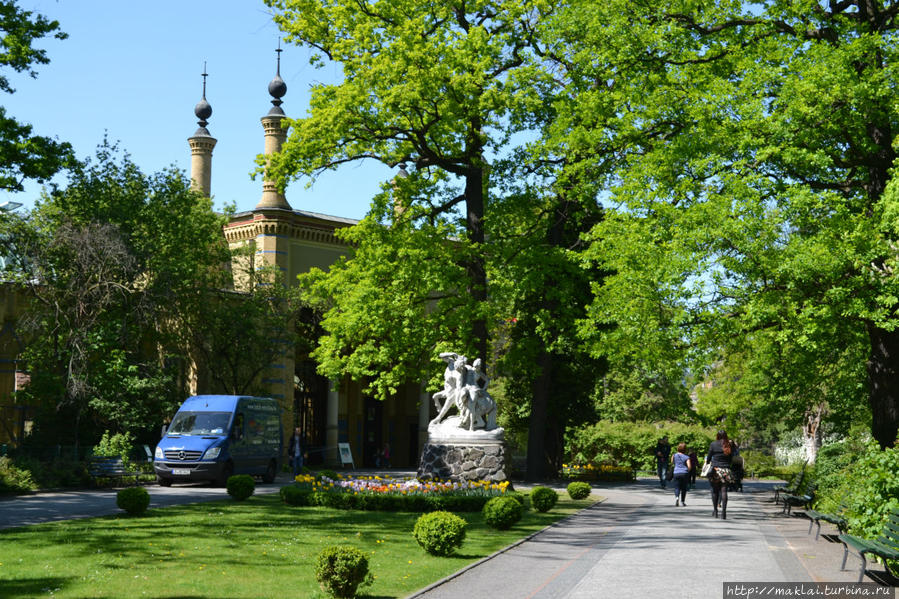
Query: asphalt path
[[0, 474, 292, 530]]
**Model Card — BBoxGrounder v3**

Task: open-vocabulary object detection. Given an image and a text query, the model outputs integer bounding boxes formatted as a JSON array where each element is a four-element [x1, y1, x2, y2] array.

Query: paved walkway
[[412, 478, 895, 598]]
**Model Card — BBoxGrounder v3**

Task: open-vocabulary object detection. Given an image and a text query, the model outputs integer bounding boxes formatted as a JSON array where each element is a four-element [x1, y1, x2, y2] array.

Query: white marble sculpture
[[429, 352, 501, 439]]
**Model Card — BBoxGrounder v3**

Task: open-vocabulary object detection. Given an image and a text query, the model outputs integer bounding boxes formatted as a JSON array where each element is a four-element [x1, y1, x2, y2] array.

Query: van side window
[[232, 413, 244, 441]]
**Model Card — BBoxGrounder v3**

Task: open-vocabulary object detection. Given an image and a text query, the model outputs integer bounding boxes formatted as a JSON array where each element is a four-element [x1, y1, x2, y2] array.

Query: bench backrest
[[876, 511, 899, 550]]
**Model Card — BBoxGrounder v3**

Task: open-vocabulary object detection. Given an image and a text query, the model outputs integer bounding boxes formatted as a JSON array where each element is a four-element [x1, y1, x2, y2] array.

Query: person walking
[[288, 426, 306, 479], [671, 442, 691, 506], [655, 436, 671, 488], [688, 449, 698, 489], [705, 430, 738, 519]]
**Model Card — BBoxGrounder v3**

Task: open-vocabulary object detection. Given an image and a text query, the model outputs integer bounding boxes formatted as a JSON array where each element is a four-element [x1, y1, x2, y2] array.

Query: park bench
[[839, 506, 899, 583], [773, 465, 806, 505], [806, 500, 850, 541], [87, 446, 152, 486], [781, 478, 816, 516]]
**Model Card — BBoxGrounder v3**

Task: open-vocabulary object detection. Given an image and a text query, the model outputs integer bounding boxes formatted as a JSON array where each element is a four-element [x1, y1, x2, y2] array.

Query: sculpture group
[[430, 352, 497, 432]]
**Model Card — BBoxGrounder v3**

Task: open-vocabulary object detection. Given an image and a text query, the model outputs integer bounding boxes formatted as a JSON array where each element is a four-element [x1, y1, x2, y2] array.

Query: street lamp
[[0, 201, 22, 212]]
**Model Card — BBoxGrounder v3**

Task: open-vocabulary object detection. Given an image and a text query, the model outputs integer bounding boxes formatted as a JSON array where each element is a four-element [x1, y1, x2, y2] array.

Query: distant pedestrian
[[380, 442, 390, 469], [671, 442, 691, 506], [688, 450, 698, 488], [288, 426, 306, 478], [655, 436, 671, 488], [705, 430, 738, 519]]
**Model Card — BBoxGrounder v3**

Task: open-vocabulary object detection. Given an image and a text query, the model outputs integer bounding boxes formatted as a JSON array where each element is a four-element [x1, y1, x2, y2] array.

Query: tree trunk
[[527, 351, 552, 481], [464, 167, 488, 363], [802, 403, 826, 464], [866, 323, 899, 449]]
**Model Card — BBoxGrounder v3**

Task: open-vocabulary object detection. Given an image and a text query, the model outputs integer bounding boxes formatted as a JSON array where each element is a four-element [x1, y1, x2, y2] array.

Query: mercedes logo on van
[[178, 451, 185, 460]]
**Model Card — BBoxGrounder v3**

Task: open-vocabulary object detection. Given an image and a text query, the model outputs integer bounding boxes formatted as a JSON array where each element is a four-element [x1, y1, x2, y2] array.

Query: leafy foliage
[[116, 486, 150, 516], [92, 430, 135, 466], [566, 421, 715, 473], [566, 482, 591, 501], [0, 0, 73, 191], [482, 496, 523, 530], [313, 545, 373, 599], [412, 511, 467, 557], [226, 474, 255, 501], [529, 487, 558, 513]]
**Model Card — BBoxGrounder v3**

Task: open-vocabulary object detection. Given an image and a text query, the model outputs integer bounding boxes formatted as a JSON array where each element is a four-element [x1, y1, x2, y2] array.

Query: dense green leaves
[[0, 1, 72, 191]]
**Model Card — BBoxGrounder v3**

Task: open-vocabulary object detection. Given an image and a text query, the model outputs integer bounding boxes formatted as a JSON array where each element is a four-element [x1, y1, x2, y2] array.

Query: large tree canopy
[[547, 0, 899, 447], [0, 0, 72, 191]]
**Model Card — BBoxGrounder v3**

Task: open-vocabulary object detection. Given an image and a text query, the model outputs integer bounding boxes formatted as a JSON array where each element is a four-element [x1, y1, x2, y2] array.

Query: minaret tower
[[256, 44, 292, 210], [188, 64, 217, 197]]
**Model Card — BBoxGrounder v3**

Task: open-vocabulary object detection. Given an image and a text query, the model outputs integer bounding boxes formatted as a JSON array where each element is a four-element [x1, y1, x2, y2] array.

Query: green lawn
[[0, 491, 598, 598]]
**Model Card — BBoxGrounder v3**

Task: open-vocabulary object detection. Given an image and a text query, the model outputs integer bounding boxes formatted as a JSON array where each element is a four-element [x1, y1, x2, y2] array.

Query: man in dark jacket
[[288, 426, 306, 478], [655, 436, 671, 488]]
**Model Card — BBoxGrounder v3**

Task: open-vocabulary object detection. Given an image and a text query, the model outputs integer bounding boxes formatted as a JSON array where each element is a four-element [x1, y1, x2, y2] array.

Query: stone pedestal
[[417, 438, 508, 482]]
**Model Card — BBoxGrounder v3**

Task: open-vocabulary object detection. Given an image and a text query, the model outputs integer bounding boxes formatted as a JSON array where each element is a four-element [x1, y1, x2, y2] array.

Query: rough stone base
[[417, 441, 508, 482]]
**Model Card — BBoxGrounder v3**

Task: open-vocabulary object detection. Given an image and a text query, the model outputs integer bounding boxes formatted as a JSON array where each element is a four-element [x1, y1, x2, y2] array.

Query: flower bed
[[282, 474, 512, 512]]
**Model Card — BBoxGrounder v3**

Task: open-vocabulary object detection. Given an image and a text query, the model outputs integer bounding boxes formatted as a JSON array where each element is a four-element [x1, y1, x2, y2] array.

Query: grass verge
[[0, 490, 598, 598]]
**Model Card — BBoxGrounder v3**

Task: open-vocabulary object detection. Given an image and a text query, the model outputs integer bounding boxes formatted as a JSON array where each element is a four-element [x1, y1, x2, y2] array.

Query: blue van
[[154, 395, 282, 486]]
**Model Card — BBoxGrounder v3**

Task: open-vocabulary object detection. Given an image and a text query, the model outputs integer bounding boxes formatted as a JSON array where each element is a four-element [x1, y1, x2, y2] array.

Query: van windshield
[[167, 412, 231, 436]]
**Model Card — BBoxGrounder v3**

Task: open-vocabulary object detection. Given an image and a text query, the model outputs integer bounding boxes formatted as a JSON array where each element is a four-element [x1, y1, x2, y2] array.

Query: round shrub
[[226, 474, 255, 501], [116, 486, 150, 515], [280, 484, 313, 506], [483, 496, 523, 530], [505, 491, 529, 510], [413, 511, 467, 556], [314, 545, 373, 598], [567, 481, 591, 500], [530, 486, 558, 512]]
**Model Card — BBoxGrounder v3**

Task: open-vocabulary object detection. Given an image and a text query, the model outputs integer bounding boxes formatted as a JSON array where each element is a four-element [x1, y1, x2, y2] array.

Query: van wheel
[[157, 476, 172, 487], [262, 460, 276, 484], [217, 463, 234, 487]]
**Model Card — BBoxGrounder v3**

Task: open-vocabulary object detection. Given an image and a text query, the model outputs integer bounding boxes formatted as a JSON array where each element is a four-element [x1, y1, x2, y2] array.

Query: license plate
[[172, 469, 190, 475]]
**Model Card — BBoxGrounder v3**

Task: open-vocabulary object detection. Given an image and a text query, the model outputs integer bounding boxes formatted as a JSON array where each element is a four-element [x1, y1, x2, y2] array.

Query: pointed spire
[[193, 62, 213, 135], [267, 40, 287, 115]]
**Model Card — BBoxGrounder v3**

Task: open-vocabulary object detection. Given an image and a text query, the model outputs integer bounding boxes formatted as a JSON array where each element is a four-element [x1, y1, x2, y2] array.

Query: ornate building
[[188, 54, 431, 469]]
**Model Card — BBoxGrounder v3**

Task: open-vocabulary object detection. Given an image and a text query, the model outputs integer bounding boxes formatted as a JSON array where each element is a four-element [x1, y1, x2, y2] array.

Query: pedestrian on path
[[688, 449, 698, 489], [671, 442, 691, 506], [654, 436, 671, 488], [706, 430, 738, 519]]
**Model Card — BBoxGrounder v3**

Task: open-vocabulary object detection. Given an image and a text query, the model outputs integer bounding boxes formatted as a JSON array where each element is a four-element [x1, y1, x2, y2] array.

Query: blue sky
[[1, 1, 391, 219]]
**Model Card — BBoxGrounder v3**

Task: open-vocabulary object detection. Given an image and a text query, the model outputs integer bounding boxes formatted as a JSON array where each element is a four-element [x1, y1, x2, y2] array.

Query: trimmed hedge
[[483, 496, 523, 530], [413, 511, 467, 556], [530, 487, 558, 513], [116, 486, 150, 515], [226, 474, 255, 501], [567, 481, 591, 500], [314, 545, 373, 598], [280, 486, 499, 513]]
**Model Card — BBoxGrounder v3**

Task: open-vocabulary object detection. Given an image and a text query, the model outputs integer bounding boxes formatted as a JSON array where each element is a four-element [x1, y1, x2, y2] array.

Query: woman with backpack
[[705, 430, 738, 519]]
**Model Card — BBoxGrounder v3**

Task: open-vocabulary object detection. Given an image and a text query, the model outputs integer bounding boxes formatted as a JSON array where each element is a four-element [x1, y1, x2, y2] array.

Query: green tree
[[3, 142, 230, 446], [548, 0, 899, 447], [265, 0, 553, 365], [0, 0, 72, 191]]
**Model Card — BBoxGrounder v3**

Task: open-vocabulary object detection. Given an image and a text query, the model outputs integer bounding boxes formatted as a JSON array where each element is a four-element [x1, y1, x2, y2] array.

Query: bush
[[280, 484, 313, 506], [94, 431, 136, 466], [506, 491, 529, 510], [0, 456, 37, 493], [530, 486, 558, 513], [413, 511, 467, 556], [483, 496, 523, 530], [226, 474, 255, 501], [116, 486, 150, 515], [314, 545, 373, 598], [567, 481, 591, 500], [566, 421, 715, 473]]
